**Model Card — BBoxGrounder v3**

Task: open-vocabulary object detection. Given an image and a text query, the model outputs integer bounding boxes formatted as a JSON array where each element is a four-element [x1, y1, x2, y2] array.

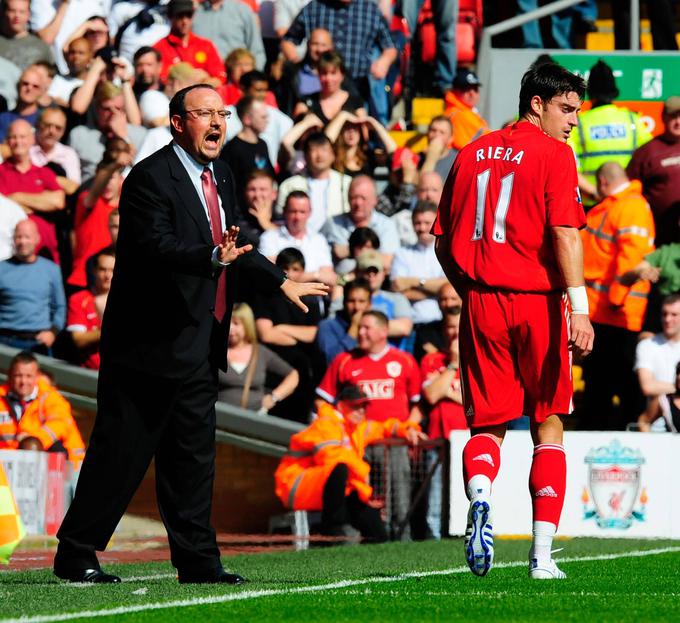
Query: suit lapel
[[166, 146, 214, 245]]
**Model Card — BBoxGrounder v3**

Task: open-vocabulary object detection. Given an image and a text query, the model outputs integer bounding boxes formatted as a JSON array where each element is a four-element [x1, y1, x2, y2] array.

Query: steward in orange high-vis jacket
[[274, 386, 425, 540], [0, 352, 85, 467], [581, 162, 655, 430]]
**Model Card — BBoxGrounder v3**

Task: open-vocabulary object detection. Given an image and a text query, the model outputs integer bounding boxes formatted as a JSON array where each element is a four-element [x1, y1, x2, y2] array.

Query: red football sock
[[529, 444, 566, 528], [462, 434, 501, 499]]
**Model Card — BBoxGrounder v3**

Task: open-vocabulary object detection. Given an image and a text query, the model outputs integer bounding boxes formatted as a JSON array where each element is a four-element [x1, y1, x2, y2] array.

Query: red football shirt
[[317, 347, 421, 422], [68, 193, 115, 287], [66, 290, 101, 369], [433, 121, 585, 292], [153, 32, 227, 84], [420, 352, 467, 438]]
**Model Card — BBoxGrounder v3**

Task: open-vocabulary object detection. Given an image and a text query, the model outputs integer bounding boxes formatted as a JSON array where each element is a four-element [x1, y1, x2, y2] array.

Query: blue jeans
[[425, 448, 442, 540], [400, 0, 458, 89], [0, 334, 51, 356], [518, 0, 573, 49]]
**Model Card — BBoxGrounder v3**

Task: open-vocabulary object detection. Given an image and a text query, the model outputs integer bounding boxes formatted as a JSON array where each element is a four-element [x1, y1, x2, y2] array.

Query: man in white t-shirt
[[259, 190, 336, 288], [635, 294, 680, 429]]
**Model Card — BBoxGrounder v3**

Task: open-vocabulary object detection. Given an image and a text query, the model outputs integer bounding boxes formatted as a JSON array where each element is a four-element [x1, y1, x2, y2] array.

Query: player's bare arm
[[551, 225, 595, 358], [434, 236, 464, 291]]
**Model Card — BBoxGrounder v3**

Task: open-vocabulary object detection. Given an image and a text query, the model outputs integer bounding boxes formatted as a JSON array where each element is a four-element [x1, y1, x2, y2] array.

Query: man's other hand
[[280, 279, 329, 313]]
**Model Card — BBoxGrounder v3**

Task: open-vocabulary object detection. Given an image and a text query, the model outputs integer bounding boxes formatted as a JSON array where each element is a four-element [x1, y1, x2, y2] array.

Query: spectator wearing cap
[[259, 190, 337, 288], [322, 175, 400, 268], [568, 59, 652, 207], [355, 249, 413, 346], [443, 68, 490, 152], [420, 115, 457, 182], [281, 0, 397, 114], [277, 132, 351, 233], [152, 0, 226, 88], [0, 0, 53, 71], [390, 201, 448, 335], [627, 96, 680, 247], [192, 0, 266, 70], [275, 385, 424, 541]]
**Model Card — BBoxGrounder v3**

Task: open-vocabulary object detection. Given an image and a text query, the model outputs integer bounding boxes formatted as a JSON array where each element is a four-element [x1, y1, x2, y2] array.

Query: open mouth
[[205, 132, 221, 148]]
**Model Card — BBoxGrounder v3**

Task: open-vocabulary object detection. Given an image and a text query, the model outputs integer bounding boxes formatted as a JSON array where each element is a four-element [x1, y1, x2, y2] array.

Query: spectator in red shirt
[[317, 309, 422, 540], [420, 306, 466, 539], [66, 249, 115, 369], [153, 0, 226, 88], [68, 146, 129, 289], [0, 119, 65, 263]]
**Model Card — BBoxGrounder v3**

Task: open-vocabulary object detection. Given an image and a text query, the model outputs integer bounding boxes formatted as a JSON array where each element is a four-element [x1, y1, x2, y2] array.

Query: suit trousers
[[55, 358, 221, 576]]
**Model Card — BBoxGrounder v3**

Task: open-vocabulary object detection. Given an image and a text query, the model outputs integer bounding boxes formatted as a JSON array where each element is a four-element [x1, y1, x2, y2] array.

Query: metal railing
[[477, 0, 642, 121], [0, 344, 303, 457]]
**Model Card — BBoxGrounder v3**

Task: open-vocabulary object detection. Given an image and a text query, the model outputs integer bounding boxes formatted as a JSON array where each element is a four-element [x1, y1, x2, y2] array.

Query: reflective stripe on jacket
[[581, 180, 655, 331], [0, 377, 86, 466], [569, 104, 653, 189], [274, 402, 421, 511]]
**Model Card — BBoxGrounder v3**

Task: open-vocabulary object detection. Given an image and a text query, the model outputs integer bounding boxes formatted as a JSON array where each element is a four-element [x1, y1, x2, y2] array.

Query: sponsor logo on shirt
[[358, 379, 395, 400]]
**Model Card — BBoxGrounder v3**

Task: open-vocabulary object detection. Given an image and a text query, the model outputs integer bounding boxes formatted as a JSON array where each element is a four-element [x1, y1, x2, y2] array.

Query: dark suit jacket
[[100, 143, 284, 378]]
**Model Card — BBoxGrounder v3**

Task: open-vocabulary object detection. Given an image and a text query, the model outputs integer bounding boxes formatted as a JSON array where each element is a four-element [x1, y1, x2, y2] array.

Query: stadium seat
[[411, 97, 445, 129], [586, 19, 656, 50]]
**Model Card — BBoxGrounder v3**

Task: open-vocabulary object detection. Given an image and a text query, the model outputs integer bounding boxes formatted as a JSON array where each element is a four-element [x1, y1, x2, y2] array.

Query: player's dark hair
[[343, 278, 371, 299], [348, 227, 380, 254], [276, 247, 305, 270], [518, 63, 585, 117]]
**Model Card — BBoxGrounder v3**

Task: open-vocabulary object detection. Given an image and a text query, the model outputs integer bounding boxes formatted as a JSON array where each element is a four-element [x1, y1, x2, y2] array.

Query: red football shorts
[[459, 285, 573, 427]]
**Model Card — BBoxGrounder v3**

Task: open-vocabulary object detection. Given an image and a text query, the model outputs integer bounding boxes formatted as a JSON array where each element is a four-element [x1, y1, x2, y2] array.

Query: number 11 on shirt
[[472, 169, 515, 244]]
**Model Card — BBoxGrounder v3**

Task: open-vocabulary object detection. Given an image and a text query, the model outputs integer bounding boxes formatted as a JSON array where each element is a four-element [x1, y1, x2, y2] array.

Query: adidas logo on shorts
[[472, 453, 494, 467], [535, 486, 558, 498]]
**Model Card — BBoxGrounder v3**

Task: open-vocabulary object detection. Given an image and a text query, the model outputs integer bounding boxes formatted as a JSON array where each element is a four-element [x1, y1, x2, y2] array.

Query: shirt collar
[[166, 32, 195, 48], [367, 345, 390, 361], [172, 140, 215, 180], [7, 387, 38, 404]]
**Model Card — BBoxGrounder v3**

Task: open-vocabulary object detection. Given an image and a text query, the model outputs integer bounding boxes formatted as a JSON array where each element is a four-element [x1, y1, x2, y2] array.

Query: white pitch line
[[2, 546, 679, 623]]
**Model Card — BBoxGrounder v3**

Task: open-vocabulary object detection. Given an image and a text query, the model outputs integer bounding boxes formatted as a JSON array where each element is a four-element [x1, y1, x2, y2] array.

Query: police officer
[[569, 60, 653, 207]]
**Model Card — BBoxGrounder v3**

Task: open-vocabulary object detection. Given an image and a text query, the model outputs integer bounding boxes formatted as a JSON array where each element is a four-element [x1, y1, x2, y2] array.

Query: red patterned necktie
[[201, 167, 227, 322]]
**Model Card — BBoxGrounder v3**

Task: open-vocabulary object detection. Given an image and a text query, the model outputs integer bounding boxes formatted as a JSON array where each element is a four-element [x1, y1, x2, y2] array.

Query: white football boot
[[528, 557, 567, 580], [464, 498, 493, 576]]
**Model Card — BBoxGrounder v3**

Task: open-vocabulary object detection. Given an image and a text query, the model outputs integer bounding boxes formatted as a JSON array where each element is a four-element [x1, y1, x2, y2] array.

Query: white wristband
[[567, 286, 589, 315]]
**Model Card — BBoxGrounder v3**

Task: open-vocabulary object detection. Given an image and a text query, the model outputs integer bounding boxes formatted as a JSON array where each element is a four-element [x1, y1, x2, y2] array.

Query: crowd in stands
[[0, 0, 678, 539]]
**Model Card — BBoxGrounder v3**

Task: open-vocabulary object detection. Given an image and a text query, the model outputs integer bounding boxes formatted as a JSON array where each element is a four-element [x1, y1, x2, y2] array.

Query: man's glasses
[[184, 109, 231, 121]]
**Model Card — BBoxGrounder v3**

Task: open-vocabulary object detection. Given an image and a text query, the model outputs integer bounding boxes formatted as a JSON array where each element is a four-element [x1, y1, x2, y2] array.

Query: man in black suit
[[53, 84, 327, 584]]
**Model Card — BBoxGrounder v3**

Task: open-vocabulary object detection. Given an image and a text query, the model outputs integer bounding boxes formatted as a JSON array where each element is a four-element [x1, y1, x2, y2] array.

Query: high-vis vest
[[0, 461, 25, 564], [0, 378, 85, 466], [274, 402, 421, 511], [570, 104, 653, 191], [581, 180, 655, 332], [444, 91, 490, 151]]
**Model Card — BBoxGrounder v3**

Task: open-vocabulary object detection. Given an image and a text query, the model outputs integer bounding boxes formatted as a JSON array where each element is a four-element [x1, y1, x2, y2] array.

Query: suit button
[[209, 307, 215, 313]]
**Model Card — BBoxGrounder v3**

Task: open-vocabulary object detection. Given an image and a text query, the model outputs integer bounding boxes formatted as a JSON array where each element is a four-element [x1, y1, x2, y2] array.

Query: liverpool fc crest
[[582, 439, 648, 529]]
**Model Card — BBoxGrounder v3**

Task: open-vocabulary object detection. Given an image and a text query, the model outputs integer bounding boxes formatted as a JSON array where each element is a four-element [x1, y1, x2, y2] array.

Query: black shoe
[[178, 568, 247, 585], [55, 568, 122, 583]]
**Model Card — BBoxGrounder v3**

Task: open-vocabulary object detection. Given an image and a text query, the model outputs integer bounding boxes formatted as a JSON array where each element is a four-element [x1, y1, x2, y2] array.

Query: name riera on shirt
[[475, 145, 525, 165]]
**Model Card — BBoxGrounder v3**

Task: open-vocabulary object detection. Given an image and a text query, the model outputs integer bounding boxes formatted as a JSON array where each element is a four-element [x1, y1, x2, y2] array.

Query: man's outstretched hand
[[281, 279, 329, 313], [218, 226, 252, 264]]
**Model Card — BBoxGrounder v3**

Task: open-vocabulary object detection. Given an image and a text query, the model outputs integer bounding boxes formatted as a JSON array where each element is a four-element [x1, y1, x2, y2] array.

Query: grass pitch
[[1, 538, 679, 622]]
